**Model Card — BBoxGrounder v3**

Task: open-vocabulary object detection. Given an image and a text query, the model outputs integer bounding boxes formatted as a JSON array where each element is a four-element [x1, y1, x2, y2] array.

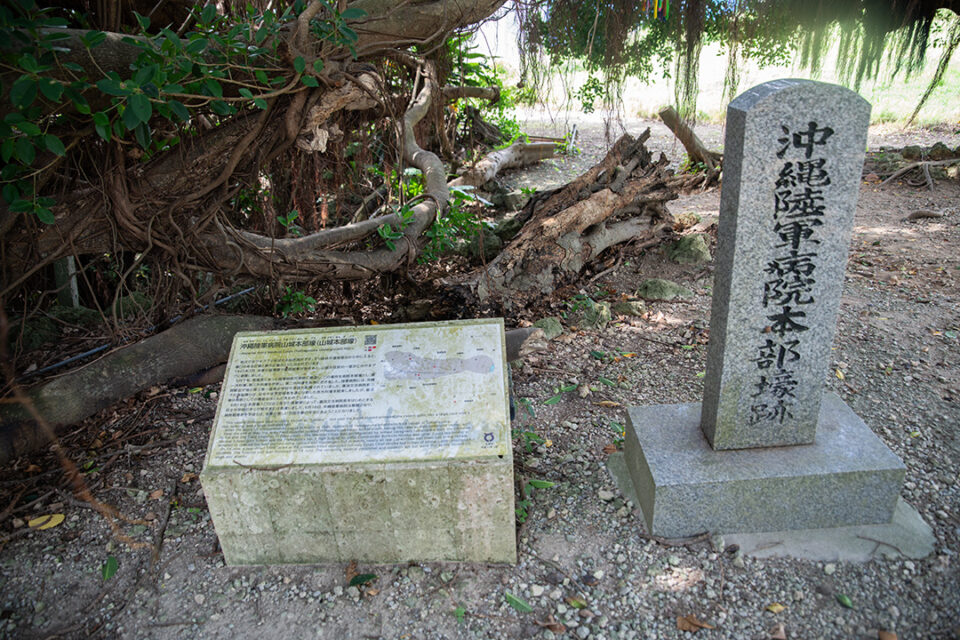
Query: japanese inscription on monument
[[205, 319, 510, 467], [701, 79, 871, 450]]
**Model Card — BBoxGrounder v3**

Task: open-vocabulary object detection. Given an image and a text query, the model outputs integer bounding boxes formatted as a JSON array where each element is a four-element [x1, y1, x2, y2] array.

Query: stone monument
[[623, 79, 906, 537], [200, 319, 516, 565]]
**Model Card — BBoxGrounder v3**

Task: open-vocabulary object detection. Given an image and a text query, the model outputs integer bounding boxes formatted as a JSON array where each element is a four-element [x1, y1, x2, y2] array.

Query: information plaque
[[206, 319, 510, 467], [200, 319, 516, 565]]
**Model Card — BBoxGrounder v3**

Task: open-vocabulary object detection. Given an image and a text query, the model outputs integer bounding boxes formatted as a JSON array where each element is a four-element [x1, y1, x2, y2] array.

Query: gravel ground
[[0, 117, 958, 640]]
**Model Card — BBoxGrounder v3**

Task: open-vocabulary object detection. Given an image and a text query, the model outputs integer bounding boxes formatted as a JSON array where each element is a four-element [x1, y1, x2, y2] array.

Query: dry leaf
[[534, 615, 566, 633], [877, 631, 897, 640], [181, 472, 198, 483], [149, 489, 164, 500], [769, 622, 787, 639], [365, 588, 379, 596], [766, 602, 786, 614], [25, 464, 41, 473], [602, 444, 618, 455], [345, 560, 358, 583], [27, 514, 65, 530], [677, 614, 715, 632], [835, 369, 846, 381], [593, 400, 621, 408]]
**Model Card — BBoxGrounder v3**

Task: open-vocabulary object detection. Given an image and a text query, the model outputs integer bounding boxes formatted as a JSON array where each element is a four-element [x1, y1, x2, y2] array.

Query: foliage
[[419, 185, 490, 262], [447, 35, 523, 143], [518, 0, 949, 119], [0, 0, 364, 225], [275, 286, 316, 317]]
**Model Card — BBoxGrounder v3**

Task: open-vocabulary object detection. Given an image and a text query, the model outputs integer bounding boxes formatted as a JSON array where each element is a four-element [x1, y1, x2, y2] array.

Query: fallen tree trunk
[[658, 106, 722, 171], [449, 141, 558, 189], [449, 130, 676, 306], [0, 314, 275, 464]]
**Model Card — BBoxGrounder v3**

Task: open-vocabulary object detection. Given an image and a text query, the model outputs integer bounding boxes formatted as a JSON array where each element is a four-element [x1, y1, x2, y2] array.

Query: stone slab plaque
[[623, 394, 905, 537], [701, 79, 870, 450], [200, 319, 516, 565]]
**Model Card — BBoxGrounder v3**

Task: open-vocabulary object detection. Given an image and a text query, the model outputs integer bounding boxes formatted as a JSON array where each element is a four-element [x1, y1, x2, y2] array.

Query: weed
[[276, 286, 316, 317]]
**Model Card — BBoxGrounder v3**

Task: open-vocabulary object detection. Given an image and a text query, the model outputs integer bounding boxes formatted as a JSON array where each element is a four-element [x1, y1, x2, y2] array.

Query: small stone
[[194, 594, 205, 605], [667, 555, 681, 567], [733, 556, 745, 569], [793, 590, 804, 601], [824, 563, 836, 575], [346, 586, 361, 599], [577, 625, 591, 639], [533, 317, 564, 340], [531, 585, 545, 597], [550, 589, 563, 600], [636, 278, 693, 301], [598, 490, 615, 502]]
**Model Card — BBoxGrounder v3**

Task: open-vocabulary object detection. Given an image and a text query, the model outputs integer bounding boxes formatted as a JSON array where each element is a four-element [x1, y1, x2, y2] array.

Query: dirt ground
[[1, 118, 958, 640]]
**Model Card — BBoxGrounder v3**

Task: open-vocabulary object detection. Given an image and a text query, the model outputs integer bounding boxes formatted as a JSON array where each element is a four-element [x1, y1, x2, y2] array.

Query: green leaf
[[9, 199, 35, 213], [44, 134, 65, 156], [504, 591, 532, 613], [203, 78, 223, 98], [201, 3, 217, 24], [82, 31, 107, 48], [101, 555, 118, 580], [559, 384, 577, 392], [313, 59, 324, 73], [15, 138, 35, 165], [132, 10, 150, 30], [210, 100, 233, 116], [69, 91, 91, 114], [543, 394, 562, 405], [38, 78, 63, 102], [0, 139, 12, 164], [16, 121, 42, 136], [598, 376, 617, 387], [97, 78, 128, 96], [590, 350, 606, 359], [302, 75, 318, 87], [122, 104, 140, 130], [238, 88, 254, 99], [133, 64, 157, 87], [527, 479, 555, 489], [1, 183, 17, 203], [293, 56, 306, 73], [134, 122, 151, 149], [348, 573, 376, 587], [253, 98, 268, 110], [167, 100, 189, 121], [128, 93, 152, 124], [453, 605, 466, 623], [836, 594, 853, 609], [35, 206, 55, 224], [566, 596, 588, 609], [94, 120, 111, 141], [186, 38, 208, 55], [338, 25, 358, 43], [339, 7, 367, 19], [11, 76, 37, 109]]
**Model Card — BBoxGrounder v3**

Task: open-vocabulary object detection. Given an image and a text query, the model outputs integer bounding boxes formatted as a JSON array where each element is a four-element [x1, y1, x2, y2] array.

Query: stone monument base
[[201, 458, 516, 565], [622, 393, 905, 538]]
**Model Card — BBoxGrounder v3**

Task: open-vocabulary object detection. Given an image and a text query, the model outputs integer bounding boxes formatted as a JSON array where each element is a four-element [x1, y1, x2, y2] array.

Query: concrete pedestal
[[623, 393, 905, 537]]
